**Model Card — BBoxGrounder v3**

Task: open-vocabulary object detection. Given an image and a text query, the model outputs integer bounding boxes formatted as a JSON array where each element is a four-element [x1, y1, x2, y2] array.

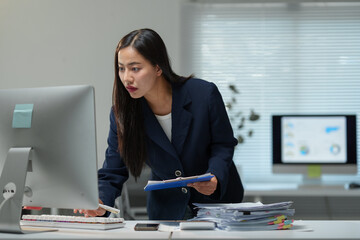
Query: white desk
[[0, 220, 359, 240], [171, 221, 360, 240], [0, 221, 169, 240]]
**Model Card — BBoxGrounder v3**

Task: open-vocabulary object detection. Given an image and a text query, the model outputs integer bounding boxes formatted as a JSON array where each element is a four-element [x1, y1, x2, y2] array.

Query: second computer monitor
[[272, 114, 357, 178]]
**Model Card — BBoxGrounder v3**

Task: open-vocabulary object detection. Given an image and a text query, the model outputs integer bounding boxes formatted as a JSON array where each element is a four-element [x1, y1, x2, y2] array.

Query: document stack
[[191, 201, 295, 231]]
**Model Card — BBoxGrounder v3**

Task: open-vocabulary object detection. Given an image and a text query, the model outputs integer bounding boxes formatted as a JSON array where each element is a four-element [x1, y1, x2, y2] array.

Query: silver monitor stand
[[0, 148, 42, 233]]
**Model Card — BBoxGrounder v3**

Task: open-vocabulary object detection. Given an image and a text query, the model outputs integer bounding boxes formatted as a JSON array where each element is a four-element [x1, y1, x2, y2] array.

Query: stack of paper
[[191, 201, 295, 231]]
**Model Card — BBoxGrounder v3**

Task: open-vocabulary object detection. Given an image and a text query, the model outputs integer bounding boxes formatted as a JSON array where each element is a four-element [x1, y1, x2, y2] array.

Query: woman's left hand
[[187, 175, 218, 195]]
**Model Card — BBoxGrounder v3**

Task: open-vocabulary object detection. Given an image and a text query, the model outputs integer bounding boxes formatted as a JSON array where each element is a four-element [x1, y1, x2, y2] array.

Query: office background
[[1, 0, 359, 220]]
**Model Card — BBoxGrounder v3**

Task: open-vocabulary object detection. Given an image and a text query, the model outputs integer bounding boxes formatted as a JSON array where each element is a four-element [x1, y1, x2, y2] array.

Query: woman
[[77, 28, 244, 220]]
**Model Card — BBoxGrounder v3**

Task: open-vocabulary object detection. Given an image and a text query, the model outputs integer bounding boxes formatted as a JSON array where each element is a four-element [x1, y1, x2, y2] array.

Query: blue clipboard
[[144, 173, 214, 191]]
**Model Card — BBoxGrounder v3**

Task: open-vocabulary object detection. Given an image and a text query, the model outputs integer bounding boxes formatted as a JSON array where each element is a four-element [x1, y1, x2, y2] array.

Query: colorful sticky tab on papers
[[12, 104, 34, 128], [269, 215, 286, 225], [277, 222, 293, 230]]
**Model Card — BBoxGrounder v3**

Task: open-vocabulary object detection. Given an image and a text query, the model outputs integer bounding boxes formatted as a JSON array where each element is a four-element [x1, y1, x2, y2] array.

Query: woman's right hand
[[73, 199, 106, 217]]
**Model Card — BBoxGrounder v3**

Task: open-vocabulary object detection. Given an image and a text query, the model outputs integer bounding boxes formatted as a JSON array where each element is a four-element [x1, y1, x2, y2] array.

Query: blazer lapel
[[171, 83, 192, 156], [141, 98, 178, 160]]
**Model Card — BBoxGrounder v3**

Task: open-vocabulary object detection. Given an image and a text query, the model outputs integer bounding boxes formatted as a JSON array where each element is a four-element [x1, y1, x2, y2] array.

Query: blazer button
[[175, 170, 182, 177], [181, 187, 188, 194]]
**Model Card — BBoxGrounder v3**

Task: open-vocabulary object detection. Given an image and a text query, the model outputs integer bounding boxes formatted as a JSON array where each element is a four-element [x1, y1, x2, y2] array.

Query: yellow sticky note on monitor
[[308, 165, 321, 178]]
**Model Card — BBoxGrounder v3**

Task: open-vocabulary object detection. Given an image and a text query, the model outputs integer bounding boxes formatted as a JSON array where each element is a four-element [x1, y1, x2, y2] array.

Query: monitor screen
[[0, 85, 99, 233], [272, 115, 357, 175]]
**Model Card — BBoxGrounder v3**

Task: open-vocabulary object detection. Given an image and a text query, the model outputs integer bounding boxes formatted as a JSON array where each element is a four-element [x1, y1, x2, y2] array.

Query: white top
[[155, 113, 172, 141]]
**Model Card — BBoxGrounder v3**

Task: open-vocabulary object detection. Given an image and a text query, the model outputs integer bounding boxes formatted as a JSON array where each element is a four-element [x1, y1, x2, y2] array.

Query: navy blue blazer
[[98, 78, 244, 220]]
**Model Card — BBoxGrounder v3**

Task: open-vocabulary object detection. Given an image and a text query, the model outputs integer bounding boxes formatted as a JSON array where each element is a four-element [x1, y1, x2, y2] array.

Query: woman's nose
[[123, 70, 133, 83]]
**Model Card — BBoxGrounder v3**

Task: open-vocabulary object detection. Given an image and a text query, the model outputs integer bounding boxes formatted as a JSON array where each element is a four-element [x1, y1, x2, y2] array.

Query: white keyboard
[[21, 214, 125, 230]]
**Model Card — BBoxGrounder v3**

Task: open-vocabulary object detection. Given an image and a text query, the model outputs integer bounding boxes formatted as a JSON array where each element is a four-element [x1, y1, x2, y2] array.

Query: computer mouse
[[348, 182, 360, 189]]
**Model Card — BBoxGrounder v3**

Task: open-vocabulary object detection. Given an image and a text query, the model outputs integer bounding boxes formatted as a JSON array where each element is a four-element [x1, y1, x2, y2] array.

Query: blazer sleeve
[[206, 83, 238, 199], [98, 109, 129, 208]]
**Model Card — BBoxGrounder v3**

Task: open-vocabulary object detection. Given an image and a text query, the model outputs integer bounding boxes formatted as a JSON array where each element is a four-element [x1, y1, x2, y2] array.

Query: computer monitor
[[0, 85, 99, 233], [272, 114, 357, 185]]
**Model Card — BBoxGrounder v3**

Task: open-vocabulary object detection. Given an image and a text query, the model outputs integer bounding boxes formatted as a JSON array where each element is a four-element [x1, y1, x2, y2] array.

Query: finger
[[193, 184, 216, 195], [86, 208, 105, 217], [82, 210, 94, 217], [98, 209, 106, 216], [199, 182, 212, 188], [193, 181, 213, 188], [93, 210, 104, 217], [85, 212, 96, 217]]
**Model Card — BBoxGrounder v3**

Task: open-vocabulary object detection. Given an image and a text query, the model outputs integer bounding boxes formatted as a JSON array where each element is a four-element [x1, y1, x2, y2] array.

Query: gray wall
[[0, 0, 184, 166]]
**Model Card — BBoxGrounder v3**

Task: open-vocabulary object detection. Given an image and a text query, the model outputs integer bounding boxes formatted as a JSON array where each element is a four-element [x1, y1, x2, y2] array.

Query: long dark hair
[[112, 28, 191, 179]]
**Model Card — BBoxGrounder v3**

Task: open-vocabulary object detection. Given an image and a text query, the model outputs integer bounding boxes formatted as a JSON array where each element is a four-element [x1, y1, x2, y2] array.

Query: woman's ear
[[155, 65, 162, 76]]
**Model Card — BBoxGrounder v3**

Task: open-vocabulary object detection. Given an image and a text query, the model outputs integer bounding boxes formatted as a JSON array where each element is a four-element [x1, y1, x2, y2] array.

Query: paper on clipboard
[[144, 173, 214, 191]]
